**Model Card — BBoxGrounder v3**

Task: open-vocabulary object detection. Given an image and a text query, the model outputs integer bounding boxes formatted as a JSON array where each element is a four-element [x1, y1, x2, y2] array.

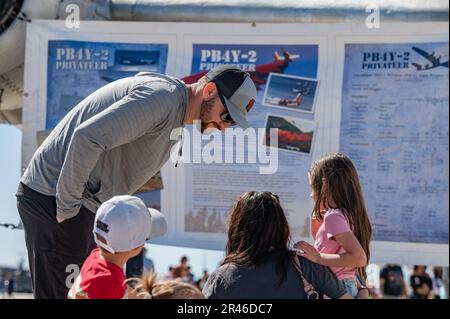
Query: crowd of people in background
[[6, 151, 449, 299], [158, 256, 210, 291], [378, 264, 447, 299], [1, 259, 447, 299], [126, 259, 448, 299]]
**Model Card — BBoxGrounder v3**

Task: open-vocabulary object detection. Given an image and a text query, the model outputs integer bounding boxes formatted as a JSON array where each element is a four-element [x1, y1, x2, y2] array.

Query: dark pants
[[16, 183, 96, 299]]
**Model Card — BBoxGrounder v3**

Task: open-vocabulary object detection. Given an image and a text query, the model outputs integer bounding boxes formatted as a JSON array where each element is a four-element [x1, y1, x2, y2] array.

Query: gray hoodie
[[21, 72, 188, 219]]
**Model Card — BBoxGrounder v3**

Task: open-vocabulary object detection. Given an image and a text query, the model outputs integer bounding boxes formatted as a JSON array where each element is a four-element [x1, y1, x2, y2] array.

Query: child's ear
[[202, 82, 217, 99]]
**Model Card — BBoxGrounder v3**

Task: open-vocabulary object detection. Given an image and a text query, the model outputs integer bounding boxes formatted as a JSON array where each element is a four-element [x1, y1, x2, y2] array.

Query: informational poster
[[340, 42, 449, 244], [180, 44, 319, 243], [22, 20, 449, 265], [41, 36, 169, 210], [46, 40, 168, 129]]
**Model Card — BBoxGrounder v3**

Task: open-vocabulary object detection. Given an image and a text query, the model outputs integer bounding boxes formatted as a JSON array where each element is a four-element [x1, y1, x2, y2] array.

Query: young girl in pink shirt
[[295, 153, 372, 297]]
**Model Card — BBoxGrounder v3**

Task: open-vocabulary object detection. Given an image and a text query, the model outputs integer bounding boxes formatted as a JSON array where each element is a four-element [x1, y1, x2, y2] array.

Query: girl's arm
[[320, 232, 367, 267], [295, 232, 367, 268]]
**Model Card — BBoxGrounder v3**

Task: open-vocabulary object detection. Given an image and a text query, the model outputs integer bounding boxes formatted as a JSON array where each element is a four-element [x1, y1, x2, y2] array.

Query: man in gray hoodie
[[16, 65, 257, 298]]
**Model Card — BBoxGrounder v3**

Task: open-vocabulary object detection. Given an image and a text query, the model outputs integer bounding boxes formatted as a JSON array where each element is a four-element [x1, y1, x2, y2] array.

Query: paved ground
[[1, 293, 33, 299]]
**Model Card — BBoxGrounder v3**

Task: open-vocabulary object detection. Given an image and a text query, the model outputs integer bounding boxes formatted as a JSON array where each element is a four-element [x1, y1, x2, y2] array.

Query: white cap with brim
[[93, 195, 167, 254], [146, 207, 167, 241]]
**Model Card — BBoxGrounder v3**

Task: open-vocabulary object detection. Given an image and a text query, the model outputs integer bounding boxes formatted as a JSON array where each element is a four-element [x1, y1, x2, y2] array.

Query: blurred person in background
[[173, 255, 191, 279], [443, 267, 449, 299], [183, 269, 195, 285], [410, 265, 433, 299], [5, 275, 15, 299], [431, 267, 445, 299], [196, 270, 210, 290], [161, 266, 175, 281], [0, 272, 5, 299], [142, 247, 155, 274], [379, 264, 407, 299]]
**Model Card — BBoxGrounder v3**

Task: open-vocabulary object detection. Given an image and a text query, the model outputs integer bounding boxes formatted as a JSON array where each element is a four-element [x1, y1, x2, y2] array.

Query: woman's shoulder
[[208, 263, 239, 283], [203, 263, 243, 294]]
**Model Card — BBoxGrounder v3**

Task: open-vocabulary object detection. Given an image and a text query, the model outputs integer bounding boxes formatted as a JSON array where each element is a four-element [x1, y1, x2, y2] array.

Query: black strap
[[292, 255, 320, 299]]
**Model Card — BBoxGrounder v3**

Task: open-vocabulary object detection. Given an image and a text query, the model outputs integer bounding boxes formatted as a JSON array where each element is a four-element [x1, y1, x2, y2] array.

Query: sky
[[0, 124, 223, 279]]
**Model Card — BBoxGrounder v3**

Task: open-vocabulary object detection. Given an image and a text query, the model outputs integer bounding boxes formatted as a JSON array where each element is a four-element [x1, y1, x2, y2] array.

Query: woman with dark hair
[[202, 192, 368, 299]]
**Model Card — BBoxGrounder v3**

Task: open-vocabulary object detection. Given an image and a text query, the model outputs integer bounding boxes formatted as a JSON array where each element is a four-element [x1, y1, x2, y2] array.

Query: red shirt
[[68, 248, 126, 299]]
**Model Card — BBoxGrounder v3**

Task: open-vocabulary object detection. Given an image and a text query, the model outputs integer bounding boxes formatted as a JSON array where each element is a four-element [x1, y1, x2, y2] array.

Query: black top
[[380, 265, 405, 296], [202, 252, 347, 299], [410, 273, 433, 298]]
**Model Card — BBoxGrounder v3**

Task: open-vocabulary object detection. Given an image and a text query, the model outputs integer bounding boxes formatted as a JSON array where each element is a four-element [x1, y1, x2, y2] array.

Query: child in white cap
[[68, 195, 167, 299]]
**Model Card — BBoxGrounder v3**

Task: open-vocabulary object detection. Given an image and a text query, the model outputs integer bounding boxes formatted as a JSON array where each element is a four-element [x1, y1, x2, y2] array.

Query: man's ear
[[202, 82, 217, 99]]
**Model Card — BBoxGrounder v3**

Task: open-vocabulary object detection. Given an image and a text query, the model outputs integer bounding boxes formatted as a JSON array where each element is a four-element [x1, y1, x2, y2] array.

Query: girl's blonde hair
[[128, 272, 204, 299], [309, 153, 372, 279]]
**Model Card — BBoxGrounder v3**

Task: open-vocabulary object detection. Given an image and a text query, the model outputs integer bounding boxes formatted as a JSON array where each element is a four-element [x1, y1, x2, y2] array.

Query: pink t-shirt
[[313, 208, 356, 280]]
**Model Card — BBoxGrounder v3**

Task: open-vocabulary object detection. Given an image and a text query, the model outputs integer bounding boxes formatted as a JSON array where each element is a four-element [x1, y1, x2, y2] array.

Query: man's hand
[[56, 215, 66, 224]]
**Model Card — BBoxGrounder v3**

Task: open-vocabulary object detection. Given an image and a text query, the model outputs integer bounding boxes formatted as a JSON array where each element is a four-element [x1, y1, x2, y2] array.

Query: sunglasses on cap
[[220, 110, 236, 126], [214, 86, 237, 127]]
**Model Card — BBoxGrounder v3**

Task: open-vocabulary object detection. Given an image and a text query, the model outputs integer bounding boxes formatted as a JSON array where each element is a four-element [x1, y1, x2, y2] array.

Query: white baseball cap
[[93, 195, 167, 254]]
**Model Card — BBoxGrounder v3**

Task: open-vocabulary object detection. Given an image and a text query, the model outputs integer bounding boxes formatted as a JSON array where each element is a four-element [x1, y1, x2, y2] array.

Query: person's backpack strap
[[292, 254, 320, 299]]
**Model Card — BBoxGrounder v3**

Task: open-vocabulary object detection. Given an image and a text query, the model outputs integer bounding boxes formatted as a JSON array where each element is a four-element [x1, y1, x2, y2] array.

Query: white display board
[[22, 20, 449, 266]]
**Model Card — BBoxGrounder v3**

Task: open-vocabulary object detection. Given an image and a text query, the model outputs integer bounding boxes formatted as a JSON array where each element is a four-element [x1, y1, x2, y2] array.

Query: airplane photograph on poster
[[112, 49, 160, 72], [263, 73, 319, 113], [411, 46, 449, 71], [184, 45, 319, 91], [46, 41, 168, 129], [263, 114, 316, 155]]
